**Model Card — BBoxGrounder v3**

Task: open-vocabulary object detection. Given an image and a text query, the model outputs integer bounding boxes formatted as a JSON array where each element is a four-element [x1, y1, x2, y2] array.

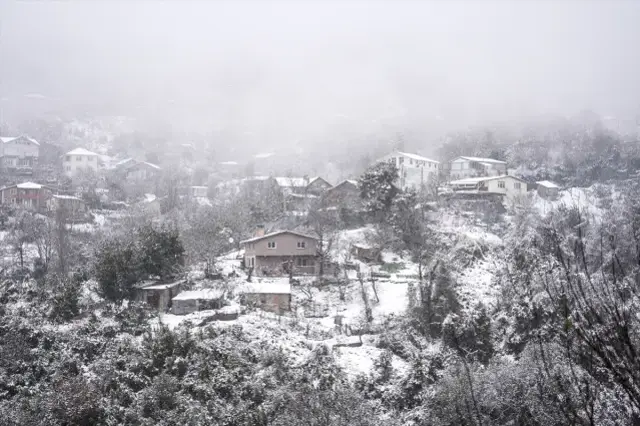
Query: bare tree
[[54, 204, 71, 274], [308, 198, 340, 283]]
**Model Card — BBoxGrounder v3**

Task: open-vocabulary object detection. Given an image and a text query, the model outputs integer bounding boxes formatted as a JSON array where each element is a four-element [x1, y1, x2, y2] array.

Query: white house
[[375, 151, 440, 191], [63, 148, 99, 177], [189, 186, 208, 198], [536, 180, 560, 199], [450, 175, 528, 199], [449, 156, 507, 180], [0, 136, 40, 171]]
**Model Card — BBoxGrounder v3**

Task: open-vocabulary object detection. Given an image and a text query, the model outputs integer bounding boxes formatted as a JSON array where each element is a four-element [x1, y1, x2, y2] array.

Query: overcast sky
[[1, 0, 639, 145]]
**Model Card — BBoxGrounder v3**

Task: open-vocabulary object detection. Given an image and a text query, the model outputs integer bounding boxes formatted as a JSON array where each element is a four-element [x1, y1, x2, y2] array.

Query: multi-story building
[[63, 148, 99, 177], [449, 175, 528, 200], [375, 151, 440, 191], [240, 230, 319, 277], [0, 136, 40, 173], [0, 181, 55, 210], [448, 156, 507, 180]]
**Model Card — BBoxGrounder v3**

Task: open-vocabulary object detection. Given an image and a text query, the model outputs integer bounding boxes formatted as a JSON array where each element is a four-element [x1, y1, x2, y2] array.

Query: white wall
[[63, 154, 98, 176], [484, 177, 527, 199], [0, 138, 40, 167]]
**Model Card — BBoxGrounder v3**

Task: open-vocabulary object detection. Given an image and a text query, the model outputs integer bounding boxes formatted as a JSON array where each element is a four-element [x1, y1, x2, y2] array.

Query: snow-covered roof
[[140, 281, 183, 290], [536, 180, 559, 189], [65, 148, 98, 156], [454, 156, 507, 165], [254, 152, 274, 159], [142, 162, 161, 169], [240, 230, 317, 244], [16, 182, 43, 189], [450, 175, 526, 186], [0, 135, 40, 145], [275, 177, 309, 187], [240, 281, 291, 294], [143, 193, 157, 203], [328, 179, 359, 192], [172, 289, 224, 301], [287, 193, 318, 199], [220, 161, 239, 165], [114, 158, 135, 167], [396, 151, 440, 163], [53, 194, 83, 201]]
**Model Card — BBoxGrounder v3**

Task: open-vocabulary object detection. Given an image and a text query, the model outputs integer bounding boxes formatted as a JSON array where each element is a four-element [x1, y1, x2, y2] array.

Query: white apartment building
[[0, 136, 40, 171], [376, 151, 440, 191], [450, 175, 528, 200], [63, 148, 99, 177], [449, 156, 507, 180]]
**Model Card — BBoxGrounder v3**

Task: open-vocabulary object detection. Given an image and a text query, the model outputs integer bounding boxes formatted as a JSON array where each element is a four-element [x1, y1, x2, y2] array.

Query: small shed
[[136, 280, 183, 311], [351, 243, 382, 263], [171, 289, 225, 315], [536, 180, 560, 199], [240, 281, 292, 314]]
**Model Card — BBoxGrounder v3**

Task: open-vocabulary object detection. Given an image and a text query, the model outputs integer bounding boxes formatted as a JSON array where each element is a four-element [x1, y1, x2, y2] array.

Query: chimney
[[255, 225, 265, 237]]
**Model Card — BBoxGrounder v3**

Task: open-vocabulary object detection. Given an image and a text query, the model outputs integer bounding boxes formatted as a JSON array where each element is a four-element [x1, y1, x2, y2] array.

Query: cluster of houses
[[379, 151, 559, 200], [136, 278, 292, 316]]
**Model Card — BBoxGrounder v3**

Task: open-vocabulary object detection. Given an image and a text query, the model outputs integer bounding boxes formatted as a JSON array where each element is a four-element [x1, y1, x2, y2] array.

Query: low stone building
[[536, 180, 560, 199], [240, 281, 291, 314], [171, 289, 225, 315], [136, 280, 184, 311], [351, 243, 382, 263]]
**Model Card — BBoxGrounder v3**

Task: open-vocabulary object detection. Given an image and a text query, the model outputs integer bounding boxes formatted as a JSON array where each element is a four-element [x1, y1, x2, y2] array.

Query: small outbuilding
[[536, 180, 560, 199], [240, 281, 291, 314], [136, 280, 183, 311], [171, 289, 225, 315], [351, 243, 382, 264]]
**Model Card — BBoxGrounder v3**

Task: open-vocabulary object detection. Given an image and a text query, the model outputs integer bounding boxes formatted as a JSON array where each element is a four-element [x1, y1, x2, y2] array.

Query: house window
[[267, 241, 276, 249], [498, 181, 505, 189], [514, 182, 521, 189], [76, 156, 82, 161], [399, 157, 404, 164], [65, 156, 70, 162], [297, 241, 306, 249], [65, 166, 71, 172], [297, 258, 308, 267]]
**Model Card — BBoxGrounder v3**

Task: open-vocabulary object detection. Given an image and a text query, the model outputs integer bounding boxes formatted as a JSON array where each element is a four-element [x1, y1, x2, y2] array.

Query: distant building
[[274, 176, 332, 196], [171, 289, 225, 315], [536, 180, 560, 199], [323, 179, 361, 210], [0, 181, 54, 210], [240, 230, 319, 277], [63, 148, 99, 177], [124, 161, 161, 181], [136, 280, 184, 311], [0, 136, 40, 173], [450, 175, 528, 200], [239, 281, 291, 313], [449, 156, 507, 180], [214, 176, 277, 199], [46, 194, 87, 217], [375, 151, 440, 191], [188, 186, 208, 198]]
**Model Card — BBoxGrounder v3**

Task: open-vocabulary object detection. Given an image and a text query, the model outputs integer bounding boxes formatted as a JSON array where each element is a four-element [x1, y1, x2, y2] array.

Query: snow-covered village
[[2, 1, 640, 425]]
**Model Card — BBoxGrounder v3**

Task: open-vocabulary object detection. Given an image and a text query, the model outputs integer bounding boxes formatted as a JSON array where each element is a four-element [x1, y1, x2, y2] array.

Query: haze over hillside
[[1, 0, 640, 156]]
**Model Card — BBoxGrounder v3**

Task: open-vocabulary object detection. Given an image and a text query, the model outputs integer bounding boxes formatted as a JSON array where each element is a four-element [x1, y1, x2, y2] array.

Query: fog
[[1, 0, 639, 152]]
